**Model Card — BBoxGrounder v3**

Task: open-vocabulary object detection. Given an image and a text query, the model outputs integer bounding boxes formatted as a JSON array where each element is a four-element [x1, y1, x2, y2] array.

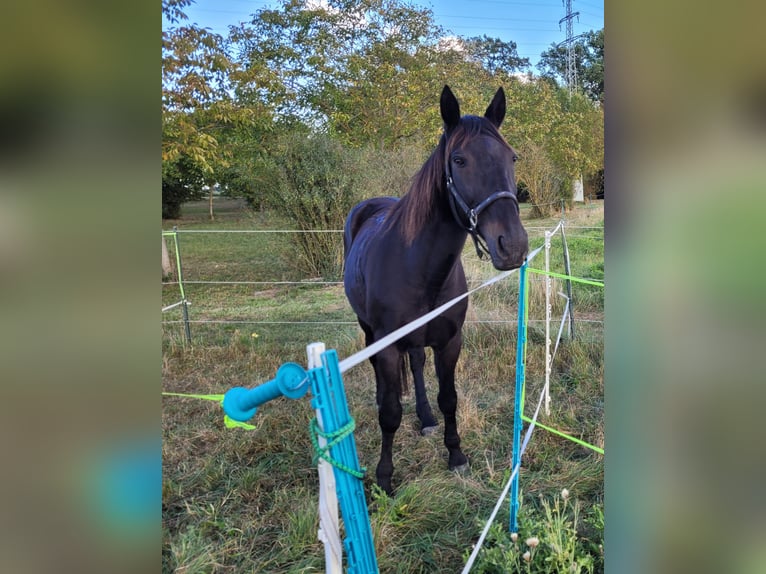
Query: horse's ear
[[440, 85, 461, 131], [484, 87, 506, 128]]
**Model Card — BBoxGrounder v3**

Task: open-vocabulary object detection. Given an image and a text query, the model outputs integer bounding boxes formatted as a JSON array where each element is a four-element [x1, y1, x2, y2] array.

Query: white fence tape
[[337, 245, 543, 374]]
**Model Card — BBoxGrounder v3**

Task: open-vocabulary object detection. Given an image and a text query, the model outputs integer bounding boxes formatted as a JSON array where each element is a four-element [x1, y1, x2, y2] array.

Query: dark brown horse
[[343, 85, 528, 495]]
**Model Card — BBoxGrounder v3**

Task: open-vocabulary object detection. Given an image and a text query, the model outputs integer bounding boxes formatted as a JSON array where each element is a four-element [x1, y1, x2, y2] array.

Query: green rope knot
[[309, 418, 366, 479]]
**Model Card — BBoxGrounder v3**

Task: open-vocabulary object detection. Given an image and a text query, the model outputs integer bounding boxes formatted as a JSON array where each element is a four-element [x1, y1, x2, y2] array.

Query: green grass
[[162, 198, 604, 573]]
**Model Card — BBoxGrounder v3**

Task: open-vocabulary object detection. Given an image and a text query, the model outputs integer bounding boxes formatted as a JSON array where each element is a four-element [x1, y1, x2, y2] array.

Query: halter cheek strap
[[445, 169, 518, 259]]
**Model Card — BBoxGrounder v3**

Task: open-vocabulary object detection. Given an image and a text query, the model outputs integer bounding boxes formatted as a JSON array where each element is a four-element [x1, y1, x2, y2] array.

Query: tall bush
[[515, 141, 567, 218], [256, 132, 431, 279], [264, 133, 362, 279], [355, 143, 429, 199]]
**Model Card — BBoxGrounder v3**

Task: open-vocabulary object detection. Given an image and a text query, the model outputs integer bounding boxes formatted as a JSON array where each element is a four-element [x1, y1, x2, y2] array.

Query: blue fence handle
[[223, 362, 310, 422]]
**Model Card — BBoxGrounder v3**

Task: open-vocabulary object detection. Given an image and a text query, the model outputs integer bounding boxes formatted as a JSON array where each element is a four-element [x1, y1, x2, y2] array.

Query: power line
[[437, 15, 562, 23]]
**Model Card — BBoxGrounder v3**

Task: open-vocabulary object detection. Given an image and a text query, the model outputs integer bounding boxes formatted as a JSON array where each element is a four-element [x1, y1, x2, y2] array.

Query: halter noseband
[[445, 162, 518, 259]]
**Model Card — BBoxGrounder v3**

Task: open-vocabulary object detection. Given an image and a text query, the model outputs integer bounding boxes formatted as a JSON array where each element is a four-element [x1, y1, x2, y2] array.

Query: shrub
[[516, 141, 567, 218], [258, 132, 361, 279], [354, 142, 429, 200], [259, 133, 428, 279]]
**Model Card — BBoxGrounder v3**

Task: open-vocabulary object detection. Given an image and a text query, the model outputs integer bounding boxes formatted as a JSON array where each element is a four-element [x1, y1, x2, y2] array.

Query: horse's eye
[[512, 155, 518, 163], [453, 156, 465, 167]]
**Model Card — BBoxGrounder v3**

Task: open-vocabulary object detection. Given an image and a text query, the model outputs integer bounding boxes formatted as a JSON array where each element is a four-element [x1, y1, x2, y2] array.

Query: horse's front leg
[[408, 347, 438, 435], [373, 346, 404, 495], [434, 335, 469, 473]]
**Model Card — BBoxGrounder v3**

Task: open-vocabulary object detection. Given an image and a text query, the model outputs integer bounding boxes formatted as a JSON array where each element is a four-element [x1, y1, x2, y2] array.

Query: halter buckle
[[468, 209, 478, 230]]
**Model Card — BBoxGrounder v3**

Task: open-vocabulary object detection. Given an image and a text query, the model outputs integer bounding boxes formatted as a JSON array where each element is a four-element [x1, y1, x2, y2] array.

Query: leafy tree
[[504, 77, 603, 214], [463, 35, 529, 75], [162, 0, 274, 218], [162, 154, 205, 219], [537, 29, 604, 103], [514, 141, 566, 217], [233, 0, 451, 147], [162, 12, 235, 171], [233, 1, 537, 149], [265, 131, 363, 278], [161, 0, 603, 226], [162, 0, 193, 26]]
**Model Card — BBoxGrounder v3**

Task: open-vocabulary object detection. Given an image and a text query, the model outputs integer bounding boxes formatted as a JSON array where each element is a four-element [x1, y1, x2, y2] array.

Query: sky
[[165, 0, 604, 71]]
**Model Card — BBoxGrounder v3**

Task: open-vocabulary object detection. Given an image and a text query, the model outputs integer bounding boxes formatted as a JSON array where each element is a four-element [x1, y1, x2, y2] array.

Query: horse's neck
[[409, 204, 467, 284]]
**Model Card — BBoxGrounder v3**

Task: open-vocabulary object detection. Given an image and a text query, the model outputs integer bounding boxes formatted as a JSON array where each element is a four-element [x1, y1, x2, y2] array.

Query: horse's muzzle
[[490, 228, 529, 270]]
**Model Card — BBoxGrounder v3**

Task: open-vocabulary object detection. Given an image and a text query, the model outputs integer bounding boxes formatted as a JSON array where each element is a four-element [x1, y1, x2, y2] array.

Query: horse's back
[[343, 197, 397, 256], [343, 197, 400, 324]]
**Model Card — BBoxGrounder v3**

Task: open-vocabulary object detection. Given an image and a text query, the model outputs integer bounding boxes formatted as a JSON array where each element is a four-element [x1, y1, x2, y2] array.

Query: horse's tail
[[399, 351, 410, 397]]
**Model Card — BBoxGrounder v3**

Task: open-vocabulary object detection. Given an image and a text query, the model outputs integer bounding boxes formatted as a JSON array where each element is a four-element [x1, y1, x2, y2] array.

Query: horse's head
[[440, 85, 529, 271]]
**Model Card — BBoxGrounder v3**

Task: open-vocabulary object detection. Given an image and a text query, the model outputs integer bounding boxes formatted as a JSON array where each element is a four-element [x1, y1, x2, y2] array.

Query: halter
[[445, 161, 518, 259]]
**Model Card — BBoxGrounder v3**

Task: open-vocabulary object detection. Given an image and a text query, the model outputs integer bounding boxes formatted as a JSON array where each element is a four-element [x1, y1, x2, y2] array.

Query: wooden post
[[162, 234, 173, 279]]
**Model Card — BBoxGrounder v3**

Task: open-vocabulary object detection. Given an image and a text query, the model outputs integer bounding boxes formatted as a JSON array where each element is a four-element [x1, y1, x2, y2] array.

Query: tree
[[162, 13, 235, 171], [162, 154, 205, 219], [514, 141, 566, 217], [162, 0, 273, 218], [502, 77, 603, 214], [463, 35, 529, 75], [233, 0, 543, 151], [161, 0, 603, 226], [537, 29, 604, 103], [264, 131, 363, 278], [233, 0, 451, 147]]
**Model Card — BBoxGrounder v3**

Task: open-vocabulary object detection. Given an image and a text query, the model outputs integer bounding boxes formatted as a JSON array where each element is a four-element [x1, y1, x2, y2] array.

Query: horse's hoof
[[420, 425, 438, 437], [450, 462, 470, 475]]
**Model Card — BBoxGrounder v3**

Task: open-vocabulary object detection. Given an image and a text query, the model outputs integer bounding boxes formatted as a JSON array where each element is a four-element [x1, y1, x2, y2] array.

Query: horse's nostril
[[497, 235, 508, 255]]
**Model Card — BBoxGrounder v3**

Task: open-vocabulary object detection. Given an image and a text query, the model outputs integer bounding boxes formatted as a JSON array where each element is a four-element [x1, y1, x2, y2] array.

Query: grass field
[[162, 198, 604, 573]]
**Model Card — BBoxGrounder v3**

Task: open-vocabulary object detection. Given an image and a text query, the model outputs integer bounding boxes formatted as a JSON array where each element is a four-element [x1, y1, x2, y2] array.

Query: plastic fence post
[[510, 261, 528, 533], [310, 350, 378, 574], [308, 343, 343, 574], [560, 224, 575, 339], [544, 229, 552, 416]]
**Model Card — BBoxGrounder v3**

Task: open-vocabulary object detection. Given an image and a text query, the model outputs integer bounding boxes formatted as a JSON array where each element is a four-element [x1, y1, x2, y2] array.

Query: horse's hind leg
[[373, 346, 403, 495], [434, 335, 469, 474], [408, 348, 438, 435]]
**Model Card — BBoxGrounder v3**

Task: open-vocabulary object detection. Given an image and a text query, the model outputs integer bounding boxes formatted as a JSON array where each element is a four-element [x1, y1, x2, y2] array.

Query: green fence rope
[[521, 415, 604, 455], [520, 267, 530, 412], [162, 392, 256, 430], [309, 418, 366, 479], [527, 267, 604, 287], [163, 393, 366, 473], [520, 265, 604, 454]]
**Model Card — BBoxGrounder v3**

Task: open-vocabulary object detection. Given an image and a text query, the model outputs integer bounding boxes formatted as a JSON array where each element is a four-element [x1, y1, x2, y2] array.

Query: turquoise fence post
[[220, 351, 378, 573], [310, 350, 379, 574], [510, 261, 528, 532]]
